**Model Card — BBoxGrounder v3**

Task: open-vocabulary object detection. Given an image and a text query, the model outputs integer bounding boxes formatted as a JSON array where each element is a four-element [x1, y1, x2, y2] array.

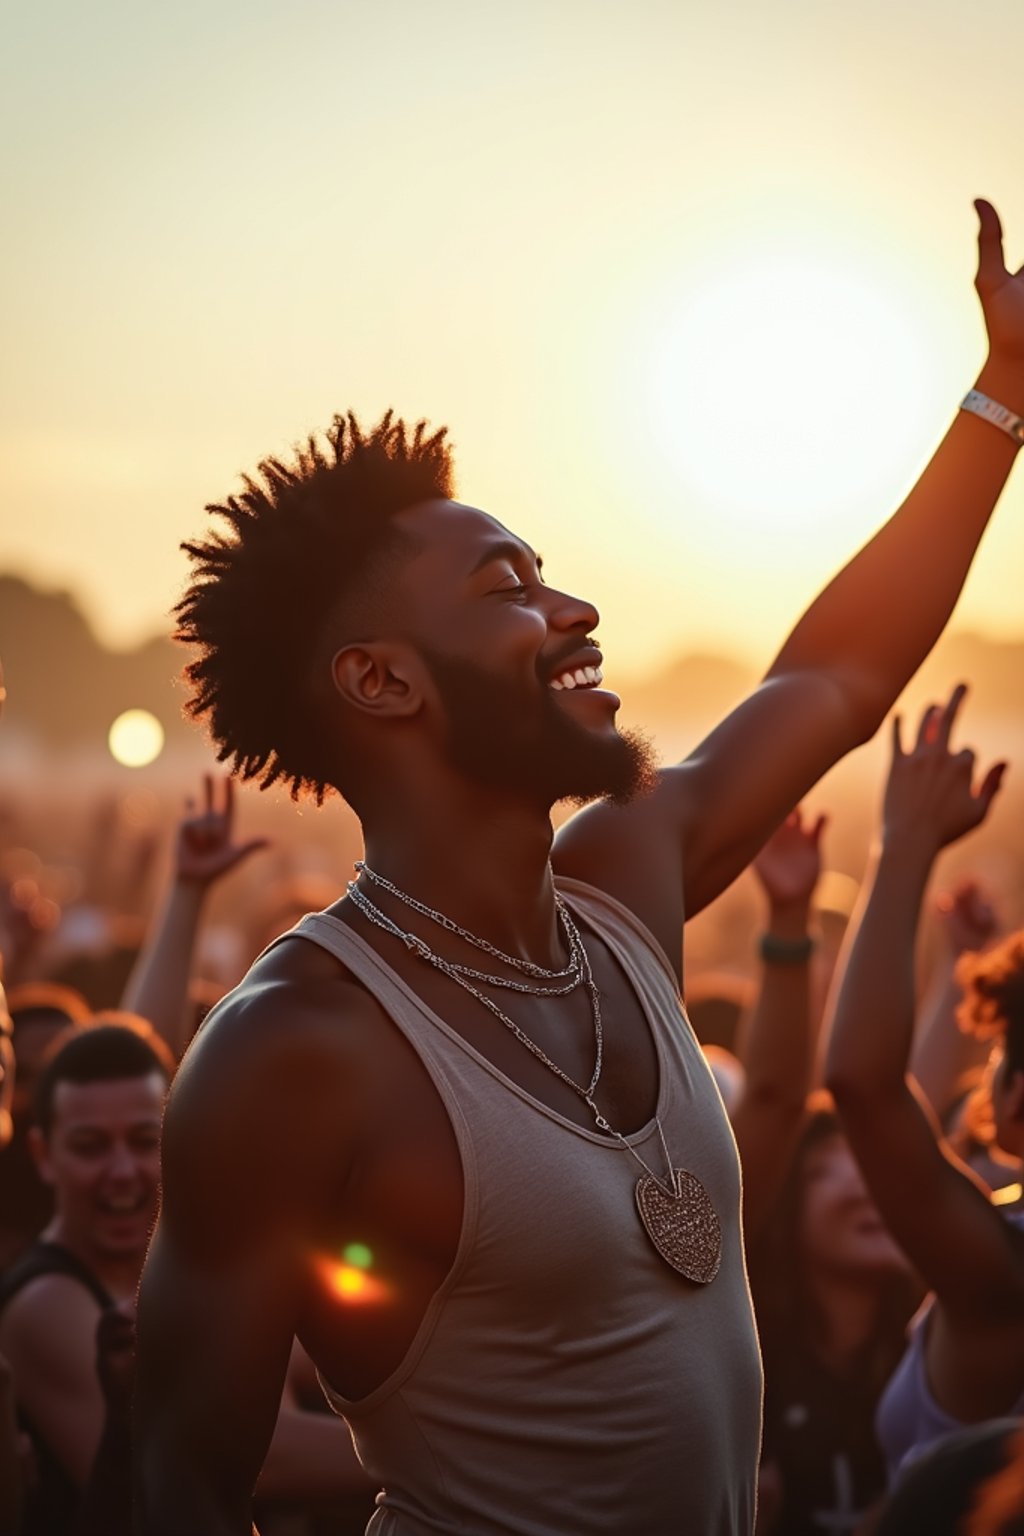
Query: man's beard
[[421, 648, 657, 809]]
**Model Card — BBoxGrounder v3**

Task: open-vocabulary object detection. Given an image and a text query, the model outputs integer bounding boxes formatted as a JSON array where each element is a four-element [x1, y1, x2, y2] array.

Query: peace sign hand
[[975, 201, 1024, 364], [174, 774, 269, 890], [883, 685, 1006, 858]]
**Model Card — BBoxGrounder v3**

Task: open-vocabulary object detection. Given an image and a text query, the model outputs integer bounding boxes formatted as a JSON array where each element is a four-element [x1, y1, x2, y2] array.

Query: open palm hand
[[884, 685, 1006, 855]]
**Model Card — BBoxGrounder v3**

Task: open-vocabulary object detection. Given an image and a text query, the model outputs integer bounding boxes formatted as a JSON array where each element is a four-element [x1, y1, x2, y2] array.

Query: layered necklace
[[347, 860, 722, 1284]]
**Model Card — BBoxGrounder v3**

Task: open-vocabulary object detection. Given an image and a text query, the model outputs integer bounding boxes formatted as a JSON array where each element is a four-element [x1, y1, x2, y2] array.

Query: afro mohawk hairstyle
[[175, 410, 454, 805]]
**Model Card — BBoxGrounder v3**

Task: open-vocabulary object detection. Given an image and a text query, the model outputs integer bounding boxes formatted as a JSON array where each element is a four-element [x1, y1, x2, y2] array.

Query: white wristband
[[961, 389, 1024, 446]]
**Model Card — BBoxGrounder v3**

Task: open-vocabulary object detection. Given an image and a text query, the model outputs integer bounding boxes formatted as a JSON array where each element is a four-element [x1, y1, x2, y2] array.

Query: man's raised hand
[[975, 200, 1024, 362]]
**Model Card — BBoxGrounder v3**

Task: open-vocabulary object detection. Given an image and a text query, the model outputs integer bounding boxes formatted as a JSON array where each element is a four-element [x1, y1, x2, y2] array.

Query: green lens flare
[[342, 1242, 373, 1271]]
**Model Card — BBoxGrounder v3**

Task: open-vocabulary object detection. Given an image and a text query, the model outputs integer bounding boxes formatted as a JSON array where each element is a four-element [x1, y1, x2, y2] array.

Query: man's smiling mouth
[[550, 665, 604, 691]]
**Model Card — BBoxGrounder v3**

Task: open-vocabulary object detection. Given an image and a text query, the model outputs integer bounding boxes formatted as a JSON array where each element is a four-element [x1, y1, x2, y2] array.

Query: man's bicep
[[135, 1217, 301, 1522], [675, 670, 867, 917], [134, 1009, 327, 1528]]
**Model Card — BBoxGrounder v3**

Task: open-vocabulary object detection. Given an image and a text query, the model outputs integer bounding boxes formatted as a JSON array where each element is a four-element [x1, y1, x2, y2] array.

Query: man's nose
[[107, 1142, 142, 1180], [546, 586, 600, 633]]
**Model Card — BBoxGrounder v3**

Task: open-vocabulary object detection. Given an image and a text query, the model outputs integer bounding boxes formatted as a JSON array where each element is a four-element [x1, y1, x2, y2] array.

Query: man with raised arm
[[136, 202, 1024, 1536]]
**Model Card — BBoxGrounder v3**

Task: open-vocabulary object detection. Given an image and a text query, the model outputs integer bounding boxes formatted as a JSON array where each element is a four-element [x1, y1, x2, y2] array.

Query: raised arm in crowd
[[825, 687, 1024, 1480]]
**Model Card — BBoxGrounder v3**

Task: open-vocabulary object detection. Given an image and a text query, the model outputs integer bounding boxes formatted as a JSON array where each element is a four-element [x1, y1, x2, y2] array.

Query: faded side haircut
[[34, 1017, 175, 1137]]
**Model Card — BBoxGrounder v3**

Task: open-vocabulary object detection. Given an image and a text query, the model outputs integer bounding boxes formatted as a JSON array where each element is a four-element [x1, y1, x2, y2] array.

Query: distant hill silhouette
[[0, 575, 193, 751], [617, 630, 1024, 758], [0, 570, 1021, 760]]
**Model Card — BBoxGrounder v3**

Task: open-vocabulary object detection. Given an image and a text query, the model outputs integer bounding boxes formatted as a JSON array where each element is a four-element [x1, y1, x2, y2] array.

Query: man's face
[[33, 1073, 165, 1264], [387, 500, 654, 807]]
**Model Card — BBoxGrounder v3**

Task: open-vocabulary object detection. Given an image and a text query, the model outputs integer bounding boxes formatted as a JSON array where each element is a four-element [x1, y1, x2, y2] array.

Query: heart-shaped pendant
[[635, 1169, 722, 1284]]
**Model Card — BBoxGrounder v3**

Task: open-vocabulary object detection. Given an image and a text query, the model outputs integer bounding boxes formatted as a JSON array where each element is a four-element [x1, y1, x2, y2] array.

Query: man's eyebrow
[[468, 540, 544, 578]]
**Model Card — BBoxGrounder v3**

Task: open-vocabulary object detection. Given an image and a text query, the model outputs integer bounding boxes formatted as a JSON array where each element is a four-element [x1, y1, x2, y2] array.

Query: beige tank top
[[293, 877, 761, 1535]]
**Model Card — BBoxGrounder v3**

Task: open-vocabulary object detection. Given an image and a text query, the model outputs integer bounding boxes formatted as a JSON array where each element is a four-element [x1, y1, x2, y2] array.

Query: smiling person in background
[[137, 201, 1024, 1536], [0, 1018, 172, 1536]]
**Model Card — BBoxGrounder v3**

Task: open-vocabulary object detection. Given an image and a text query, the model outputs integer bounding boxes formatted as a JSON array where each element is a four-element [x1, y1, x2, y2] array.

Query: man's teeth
[[550, 665, 603, 691]]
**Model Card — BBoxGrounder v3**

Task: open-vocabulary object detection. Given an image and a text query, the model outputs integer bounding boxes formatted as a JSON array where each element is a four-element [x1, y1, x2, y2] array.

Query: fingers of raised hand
[[977, 760, 1008, 815], [936, 684, 968, 750], [182, 776, 233, 845], [914, 704, 940, 751], [908, 687, 968, 758], [952, 746, 976, 781], [975, 198, 1009, 295]]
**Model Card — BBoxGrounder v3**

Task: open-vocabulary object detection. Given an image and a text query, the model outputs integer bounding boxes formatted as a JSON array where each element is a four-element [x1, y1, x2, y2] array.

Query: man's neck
[[358, 791, 565, 968]]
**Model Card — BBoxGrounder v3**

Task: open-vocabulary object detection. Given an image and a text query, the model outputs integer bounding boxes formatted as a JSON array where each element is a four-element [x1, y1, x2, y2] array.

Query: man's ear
[[331, 643, 422, 719], [27, 1125, 55, 1187]]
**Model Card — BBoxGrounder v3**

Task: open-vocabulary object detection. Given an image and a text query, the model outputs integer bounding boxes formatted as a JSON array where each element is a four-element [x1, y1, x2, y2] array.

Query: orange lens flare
[[318, 1257, 389, 1306]]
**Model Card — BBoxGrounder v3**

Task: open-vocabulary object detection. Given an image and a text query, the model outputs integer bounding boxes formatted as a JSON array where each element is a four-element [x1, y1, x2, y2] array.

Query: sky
[[3, 0, 1024, 680]]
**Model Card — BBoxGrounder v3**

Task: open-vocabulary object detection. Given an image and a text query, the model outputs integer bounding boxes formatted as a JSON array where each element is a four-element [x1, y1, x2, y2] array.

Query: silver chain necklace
[[354, 860, 581, 982], [347, 862, 723, 1284]]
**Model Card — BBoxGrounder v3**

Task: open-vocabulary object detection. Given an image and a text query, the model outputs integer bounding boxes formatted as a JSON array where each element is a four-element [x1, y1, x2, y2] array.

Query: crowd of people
[[1, 695, 1023, 1534], [2, 197, 1024, 1534]]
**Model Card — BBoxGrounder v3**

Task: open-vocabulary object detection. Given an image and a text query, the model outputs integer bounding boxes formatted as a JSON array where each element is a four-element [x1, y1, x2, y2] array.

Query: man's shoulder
[[187, 927, 384, 1072], [0, 1267, 102, 1374], [163, 930, 389, 1191]]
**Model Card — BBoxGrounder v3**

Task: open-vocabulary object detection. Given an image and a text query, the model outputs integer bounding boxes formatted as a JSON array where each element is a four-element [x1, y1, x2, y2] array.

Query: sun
[[645, 248, 937, 536]]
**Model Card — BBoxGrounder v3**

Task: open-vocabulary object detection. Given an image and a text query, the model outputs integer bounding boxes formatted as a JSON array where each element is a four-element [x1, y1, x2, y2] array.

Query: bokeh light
[[108, 709, 165, 768], [318, 1244, 388, 1307], [343, 1242, 374, 1270]]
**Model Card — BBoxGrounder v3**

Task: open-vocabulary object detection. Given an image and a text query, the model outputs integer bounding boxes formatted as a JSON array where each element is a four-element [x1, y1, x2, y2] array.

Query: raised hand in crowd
[[824, 686, 1024, 1480], [911, 875, 1004, 1127], [730, 807, 826, 1242], [173, 775, 269, 890], [121, 776, 268, 1060], [940, 878, 1001, 957]]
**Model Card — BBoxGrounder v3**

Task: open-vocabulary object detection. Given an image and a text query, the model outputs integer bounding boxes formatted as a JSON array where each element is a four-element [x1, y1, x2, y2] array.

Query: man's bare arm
[[133, 983, 359, 1535], [0, 1277, 103, 1488], [555, 202, 1024, 964]]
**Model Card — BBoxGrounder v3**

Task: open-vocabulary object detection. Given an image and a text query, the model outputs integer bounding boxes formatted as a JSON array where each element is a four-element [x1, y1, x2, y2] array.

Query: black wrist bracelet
[[759, 932, 815, 965]]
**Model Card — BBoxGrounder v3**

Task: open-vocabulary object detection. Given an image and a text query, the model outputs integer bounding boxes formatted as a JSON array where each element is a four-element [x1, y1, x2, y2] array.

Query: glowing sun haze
[[3, 0, 1023, 679]]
